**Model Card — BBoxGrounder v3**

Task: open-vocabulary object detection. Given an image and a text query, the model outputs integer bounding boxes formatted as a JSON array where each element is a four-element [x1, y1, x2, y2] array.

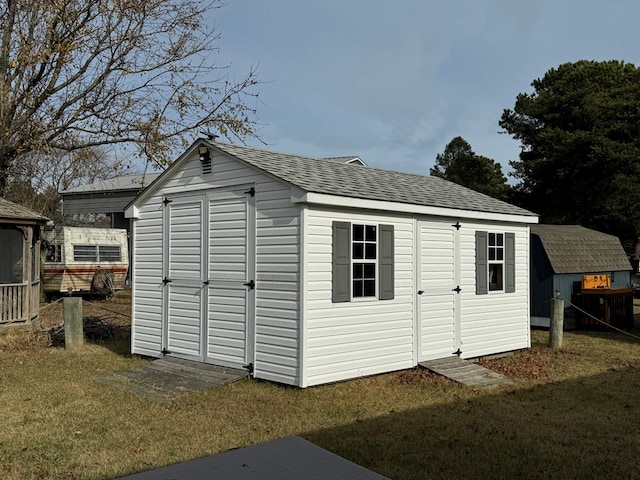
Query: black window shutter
[[476, 231, 488, 295], [505, 232, 516, 293], [332, 221, 351, 302], [379, 224, 394, 300]]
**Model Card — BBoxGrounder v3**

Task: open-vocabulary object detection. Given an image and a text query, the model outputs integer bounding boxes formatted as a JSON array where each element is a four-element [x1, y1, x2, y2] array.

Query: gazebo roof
[[0, 197, 50, 225]]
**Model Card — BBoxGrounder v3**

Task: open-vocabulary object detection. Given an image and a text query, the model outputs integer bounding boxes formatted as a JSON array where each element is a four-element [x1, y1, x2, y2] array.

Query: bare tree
[[4, 147, 120, 222], [0, 0, 259, 193]]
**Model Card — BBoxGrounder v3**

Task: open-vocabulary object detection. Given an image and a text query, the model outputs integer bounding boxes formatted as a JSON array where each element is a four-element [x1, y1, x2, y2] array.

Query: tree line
[[1, 3, 637, 247], [432, 60, 640, 250]]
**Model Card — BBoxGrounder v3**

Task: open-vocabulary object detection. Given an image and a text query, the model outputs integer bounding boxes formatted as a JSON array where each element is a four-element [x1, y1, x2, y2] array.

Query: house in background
[[59, 173, 161, 231], [530, 224, 632, 327], [59, 158, 366, 232], [126, 140, 538, 388], [0, 198, 49, 326]]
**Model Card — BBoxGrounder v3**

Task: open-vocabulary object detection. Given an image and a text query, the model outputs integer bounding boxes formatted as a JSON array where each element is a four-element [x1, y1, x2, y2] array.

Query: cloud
[[211, 0, 640, 180]]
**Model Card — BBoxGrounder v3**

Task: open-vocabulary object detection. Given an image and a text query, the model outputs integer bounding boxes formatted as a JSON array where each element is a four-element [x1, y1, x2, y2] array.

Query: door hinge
[[163, 277, 172, 284], [452, 221, 461, 230], [163, 197, 172, 205], [243, 280, 255, 290], [161, 348, 171, 355], [453, 348, 462, 356], [243, 362, 254, 374], [452, 286, 461, 293], [244, 187, 255, 197]]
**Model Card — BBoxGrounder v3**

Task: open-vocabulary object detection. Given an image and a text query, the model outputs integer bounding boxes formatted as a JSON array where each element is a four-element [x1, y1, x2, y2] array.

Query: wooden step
[[419, 357, 512, 389]]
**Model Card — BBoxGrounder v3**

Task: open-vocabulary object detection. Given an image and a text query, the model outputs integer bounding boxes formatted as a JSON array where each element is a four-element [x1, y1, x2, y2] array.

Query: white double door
[[163, 187, 255, 369], [418, 220, 461, 361]]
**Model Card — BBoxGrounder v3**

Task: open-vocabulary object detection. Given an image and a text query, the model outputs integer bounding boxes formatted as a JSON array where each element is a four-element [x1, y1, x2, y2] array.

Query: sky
[[208, 0, 640, 180]]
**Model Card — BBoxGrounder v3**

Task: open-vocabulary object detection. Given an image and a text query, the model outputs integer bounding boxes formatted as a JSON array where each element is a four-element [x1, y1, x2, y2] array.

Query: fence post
[[549, 295, 564, 348], [63, 297, 83, 349]]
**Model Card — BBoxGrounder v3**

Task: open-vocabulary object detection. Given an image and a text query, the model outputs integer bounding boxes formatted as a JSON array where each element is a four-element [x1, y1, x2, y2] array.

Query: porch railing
[[0, 281, 40, 324]]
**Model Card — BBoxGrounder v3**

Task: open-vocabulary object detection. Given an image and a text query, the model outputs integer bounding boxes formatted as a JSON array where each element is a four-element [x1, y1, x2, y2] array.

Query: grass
[[1, 295, 640, 479]]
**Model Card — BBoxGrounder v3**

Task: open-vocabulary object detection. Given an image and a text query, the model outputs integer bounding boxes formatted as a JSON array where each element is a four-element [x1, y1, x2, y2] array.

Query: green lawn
[[1, 324, 639, 479]]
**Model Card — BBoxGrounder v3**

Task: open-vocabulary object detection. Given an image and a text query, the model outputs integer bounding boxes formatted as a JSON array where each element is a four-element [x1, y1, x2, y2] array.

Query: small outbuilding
[[126, 140, 538, 387], [530, 224, 632, 327], [59, 173, 161, 230], [0, 198, 49, 325]]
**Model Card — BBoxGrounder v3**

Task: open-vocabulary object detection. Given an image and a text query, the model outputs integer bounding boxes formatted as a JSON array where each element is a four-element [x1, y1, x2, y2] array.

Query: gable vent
[[201, 157, 212, 175], [198, 144, 212, 175]]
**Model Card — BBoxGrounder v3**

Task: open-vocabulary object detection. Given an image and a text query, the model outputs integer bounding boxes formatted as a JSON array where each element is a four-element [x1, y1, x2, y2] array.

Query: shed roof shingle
[[531, 224, 631, 274], [209, 142, 535, 217]]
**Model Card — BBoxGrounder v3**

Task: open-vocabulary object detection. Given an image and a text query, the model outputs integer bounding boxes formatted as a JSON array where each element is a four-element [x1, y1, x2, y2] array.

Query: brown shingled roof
[[0, 197, 49, 224], [530, 224, 631, 274]]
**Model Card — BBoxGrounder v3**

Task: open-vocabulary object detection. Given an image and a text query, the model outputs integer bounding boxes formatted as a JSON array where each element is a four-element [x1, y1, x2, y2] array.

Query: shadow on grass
[[303, 367, 640, 480], [569, 327, 640, 347]]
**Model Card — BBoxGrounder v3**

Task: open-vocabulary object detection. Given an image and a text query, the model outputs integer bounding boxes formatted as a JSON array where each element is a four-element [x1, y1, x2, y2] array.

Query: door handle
[[203, 280, 209, 285], [244, 280, 255, 290], [417, 290, 424, 295]]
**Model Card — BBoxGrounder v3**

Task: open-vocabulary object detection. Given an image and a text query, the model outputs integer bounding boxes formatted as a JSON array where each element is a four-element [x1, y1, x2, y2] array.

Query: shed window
[[332, 221, 394, 302], [352, 224, 377, 298], [476, 231, 515, 295], [488, 233, 504, 291]]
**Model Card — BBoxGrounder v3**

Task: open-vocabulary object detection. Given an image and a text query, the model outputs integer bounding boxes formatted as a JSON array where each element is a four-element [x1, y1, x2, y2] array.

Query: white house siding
[[458, 221, 531, 359], [131, 150, 301, 385], [303, 207, 415, 387]]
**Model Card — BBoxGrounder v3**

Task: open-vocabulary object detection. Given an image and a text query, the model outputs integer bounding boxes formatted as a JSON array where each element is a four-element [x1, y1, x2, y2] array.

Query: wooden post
[[549, 297, 564, 348], [63, 297, 83, 349]]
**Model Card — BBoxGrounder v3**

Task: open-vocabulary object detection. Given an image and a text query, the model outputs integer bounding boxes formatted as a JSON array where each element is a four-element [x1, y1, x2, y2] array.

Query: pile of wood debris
[[44, 315, 129, 346]]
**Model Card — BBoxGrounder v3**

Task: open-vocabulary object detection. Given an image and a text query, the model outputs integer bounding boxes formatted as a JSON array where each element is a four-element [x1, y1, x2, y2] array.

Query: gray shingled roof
[[531, 224, 631, 274], [0, 197, 49, 223], [61, 173, 161, 194], [210, 142, 535, 217], [321, 156, 367, 166]]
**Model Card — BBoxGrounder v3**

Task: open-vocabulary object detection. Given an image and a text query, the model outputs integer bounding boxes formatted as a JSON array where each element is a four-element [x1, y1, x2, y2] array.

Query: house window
[[476, 231, 515, 295], [332, 221, 394, 302], [488, 233, 504, 291], [352, 224, 377, 298]]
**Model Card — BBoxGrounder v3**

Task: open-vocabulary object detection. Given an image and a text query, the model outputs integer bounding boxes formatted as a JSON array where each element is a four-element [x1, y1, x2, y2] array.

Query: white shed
[[126, 140, 538, 387]]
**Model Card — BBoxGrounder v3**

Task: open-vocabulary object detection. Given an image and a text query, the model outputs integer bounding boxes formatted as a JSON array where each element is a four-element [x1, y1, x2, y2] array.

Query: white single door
[[164, 195, 206, 360], [206, 189, 255, 369], [418, 220, 459, 361]]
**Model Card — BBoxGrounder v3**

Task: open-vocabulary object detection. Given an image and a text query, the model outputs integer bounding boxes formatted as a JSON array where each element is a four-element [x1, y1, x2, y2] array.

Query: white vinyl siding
[[131, 150, 301, 385], [303, 207, 414, 387], [458, 222, 530, 358], [418, 219, 458, 361], [207, 190, 250, 368], [131, 201, 164, 357]]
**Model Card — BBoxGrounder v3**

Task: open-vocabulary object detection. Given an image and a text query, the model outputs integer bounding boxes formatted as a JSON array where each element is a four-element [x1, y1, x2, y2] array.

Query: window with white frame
[[352, 224, 377, 298], [332, 221, 394, 303], [488, 233, 504, 291]]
